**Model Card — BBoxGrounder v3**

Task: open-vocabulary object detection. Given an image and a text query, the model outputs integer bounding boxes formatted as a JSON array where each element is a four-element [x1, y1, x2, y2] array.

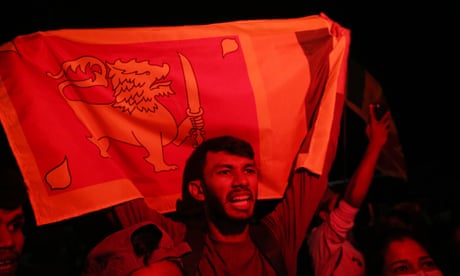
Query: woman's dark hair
[[365, 227, 434, 276]]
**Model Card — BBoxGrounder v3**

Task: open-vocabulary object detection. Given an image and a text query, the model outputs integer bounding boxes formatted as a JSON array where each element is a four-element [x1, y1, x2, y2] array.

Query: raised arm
[[343, 103, 390, 208]]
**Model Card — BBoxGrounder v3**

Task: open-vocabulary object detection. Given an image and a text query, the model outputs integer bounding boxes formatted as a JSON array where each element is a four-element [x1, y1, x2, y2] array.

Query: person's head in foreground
[[0, 167, 27, 276], [182, 135, 259, 233], [82, 221, 191, 276], [367, 228, 443, 276]]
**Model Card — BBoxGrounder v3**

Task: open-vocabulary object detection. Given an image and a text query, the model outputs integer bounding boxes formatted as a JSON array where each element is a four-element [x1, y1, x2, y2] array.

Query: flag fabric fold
[[0, 14, 350, 225], [346, 60, 408, 180]]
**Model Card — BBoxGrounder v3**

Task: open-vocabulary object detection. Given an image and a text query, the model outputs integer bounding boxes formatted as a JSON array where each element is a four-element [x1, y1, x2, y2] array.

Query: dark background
[[0, 1, 458, 274]]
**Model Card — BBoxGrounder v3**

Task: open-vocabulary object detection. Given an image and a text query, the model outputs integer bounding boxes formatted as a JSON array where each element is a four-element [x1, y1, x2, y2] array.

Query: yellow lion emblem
[[48, 55, 204, 173]]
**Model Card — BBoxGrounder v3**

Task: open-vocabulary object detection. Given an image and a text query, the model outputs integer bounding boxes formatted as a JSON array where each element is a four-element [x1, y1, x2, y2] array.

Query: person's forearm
[[343, 143, 382, 208]]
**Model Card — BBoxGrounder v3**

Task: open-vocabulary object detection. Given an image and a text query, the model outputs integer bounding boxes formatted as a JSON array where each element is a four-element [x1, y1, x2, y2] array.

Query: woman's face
[[383, 237, 443, 276]]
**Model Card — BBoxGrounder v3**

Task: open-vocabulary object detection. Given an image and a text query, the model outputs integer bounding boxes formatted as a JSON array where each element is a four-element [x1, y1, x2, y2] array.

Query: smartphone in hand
[[374, 103, 388, 121]]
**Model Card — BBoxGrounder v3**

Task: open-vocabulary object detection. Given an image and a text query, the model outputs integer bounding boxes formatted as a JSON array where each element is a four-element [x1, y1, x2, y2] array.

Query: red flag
[[0, 14, 350, 225]]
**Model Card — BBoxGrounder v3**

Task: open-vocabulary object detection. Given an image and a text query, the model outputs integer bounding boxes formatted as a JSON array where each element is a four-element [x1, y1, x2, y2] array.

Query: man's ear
[[188, 180, 205, 201]]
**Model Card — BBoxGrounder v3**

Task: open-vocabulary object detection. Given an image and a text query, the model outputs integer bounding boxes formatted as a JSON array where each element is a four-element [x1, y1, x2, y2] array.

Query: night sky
[[1, 1, 458, 205]]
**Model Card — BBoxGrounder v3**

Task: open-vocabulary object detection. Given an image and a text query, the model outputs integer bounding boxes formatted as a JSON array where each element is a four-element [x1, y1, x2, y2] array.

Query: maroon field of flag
[[0, 13, 350, 225]]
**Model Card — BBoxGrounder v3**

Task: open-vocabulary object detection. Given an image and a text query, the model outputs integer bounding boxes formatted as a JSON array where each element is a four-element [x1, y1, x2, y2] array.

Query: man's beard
[[205, 192, 252, 235]]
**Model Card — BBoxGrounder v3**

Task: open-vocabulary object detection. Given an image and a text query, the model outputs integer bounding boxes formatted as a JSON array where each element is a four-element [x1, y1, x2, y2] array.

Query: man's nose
[[232, 171, 249, 186]]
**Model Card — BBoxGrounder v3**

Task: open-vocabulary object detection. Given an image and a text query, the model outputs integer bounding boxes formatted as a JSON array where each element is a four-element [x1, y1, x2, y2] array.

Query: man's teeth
[[0, 259, 16, 270], [0, 260, 14, 265], [232, 196, 249, 202]]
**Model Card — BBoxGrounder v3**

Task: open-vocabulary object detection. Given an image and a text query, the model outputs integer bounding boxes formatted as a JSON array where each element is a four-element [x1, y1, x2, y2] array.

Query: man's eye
[[8, 220, 25, 233], [391, 265, 410, 274], [217, 170, 231, 175], [420, 259, 438, 270], [245, 168, 257, 174]]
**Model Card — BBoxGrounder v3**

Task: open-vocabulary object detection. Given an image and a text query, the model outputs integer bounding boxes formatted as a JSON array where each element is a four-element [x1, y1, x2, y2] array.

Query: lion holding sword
[[47, 53, 205, 173]]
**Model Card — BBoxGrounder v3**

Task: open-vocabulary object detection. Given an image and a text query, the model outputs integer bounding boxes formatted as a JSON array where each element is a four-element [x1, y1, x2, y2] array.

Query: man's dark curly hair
[[0, 166, 28, 210], [177, 135, 255, 217]]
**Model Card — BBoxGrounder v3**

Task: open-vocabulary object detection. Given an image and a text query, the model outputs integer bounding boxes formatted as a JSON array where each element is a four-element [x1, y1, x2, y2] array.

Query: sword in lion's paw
[[179, 53, 205, 147]]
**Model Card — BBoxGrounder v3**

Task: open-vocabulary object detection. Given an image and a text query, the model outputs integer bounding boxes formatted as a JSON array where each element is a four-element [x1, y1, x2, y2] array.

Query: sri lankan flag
[[0, 13, 350, 225]]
